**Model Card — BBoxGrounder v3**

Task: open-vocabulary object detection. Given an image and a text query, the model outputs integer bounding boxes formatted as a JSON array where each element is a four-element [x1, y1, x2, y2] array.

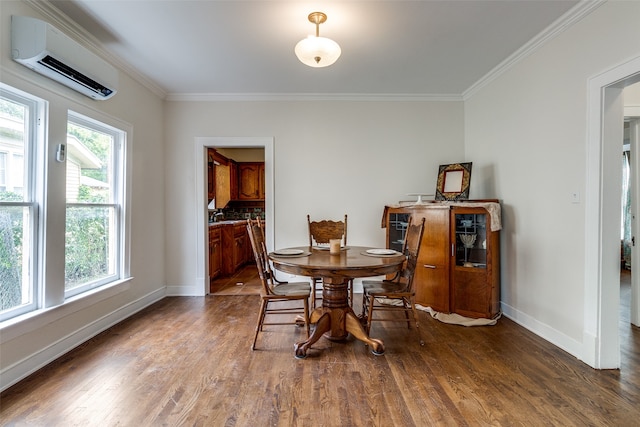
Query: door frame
[[194, 136, 274, 295], [585, 55, 640, 368], [630, 117, 640, 326]]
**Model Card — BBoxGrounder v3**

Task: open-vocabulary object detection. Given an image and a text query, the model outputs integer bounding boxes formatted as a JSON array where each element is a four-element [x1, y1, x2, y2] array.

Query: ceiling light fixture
[[294, 12, 341, 68]]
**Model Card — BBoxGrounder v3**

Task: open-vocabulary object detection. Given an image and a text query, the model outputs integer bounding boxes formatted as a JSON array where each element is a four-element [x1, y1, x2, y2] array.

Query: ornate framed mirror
[[435, 162, 472, 200]]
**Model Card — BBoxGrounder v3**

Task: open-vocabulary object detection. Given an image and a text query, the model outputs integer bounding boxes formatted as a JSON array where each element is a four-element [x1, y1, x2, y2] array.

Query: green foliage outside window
[[65, 122, 113, 290], [65, 203, 110, 288], [0, 204, 23, 311]]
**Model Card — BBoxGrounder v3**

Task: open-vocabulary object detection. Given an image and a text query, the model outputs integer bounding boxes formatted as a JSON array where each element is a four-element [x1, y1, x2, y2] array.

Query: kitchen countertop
[[209, 220, 247, 227]]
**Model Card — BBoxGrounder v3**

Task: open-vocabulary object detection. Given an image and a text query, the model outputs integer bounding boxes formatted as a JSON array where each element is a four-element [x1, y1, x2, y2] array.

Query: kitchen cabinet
[[384, 200, 500, 319], [212, 220, 262, 278], [238, 162, 264, 200], [221, 221, 249, 276], [230, 161, 239, 201], [207, 149, 215, 201], [214, 159, 238, 208], [209, 226, 222, 281]]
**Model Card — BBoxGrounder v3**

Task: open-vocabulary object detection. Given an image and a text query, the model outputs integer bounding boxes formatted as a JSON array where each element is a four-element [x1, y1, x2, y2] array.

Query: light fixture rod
[[308, 12, 327, 38]]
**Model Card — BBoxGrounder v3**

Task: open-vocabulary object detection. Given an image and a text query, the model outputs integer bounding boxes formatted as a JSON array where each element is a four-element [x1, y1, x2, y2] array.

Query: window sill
[[0, 277, 133, 344]]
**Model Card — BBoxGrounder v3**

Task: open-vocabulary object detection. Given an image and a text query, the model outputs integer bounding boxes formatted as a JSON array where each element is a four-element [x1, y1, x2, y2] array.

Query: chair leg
[[366, 294, 375, 335], [311, 278, 322, 308], [303, 298, 310, 338], [348, 279, 354, 308], [403, 298, 411, 329], [361, 291, 368, 319], [252, 298, 268, 351], [410, 299, 419, 330]]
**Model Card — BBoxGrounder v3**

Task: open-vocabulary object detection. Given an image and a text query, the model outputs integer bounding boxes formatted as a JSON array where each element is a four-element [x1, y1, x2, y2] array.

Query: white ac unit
[[11, 15, 118, 100]]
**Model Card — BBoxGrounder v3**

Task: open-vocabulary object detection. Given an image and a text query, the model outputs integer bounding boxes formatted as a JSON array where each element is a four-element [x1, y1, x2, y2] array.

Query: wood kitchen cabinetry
[[384, 201, 500, 319], [210, 220, 261, 281], [238, 162, 265, 200], [208, 226, 222, 281], [211, 157, 262, 206], [220, 222, 249, 276], [207, 149, 215, 201], [214, 159, 238, 208]]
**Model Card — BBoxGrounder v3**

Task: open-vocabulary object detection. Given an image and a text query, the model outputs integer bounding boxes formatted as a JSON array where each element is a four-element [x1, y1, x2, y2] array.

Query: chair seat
[[271, 282, 311, 297], [362, 280, 407, 295]]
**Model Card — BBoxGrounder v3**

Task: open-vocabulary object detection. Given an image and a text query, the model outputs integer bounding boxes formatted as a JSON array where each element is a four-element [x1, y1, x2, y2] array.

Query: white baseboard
[[501, 302, 583, 363], [1, 288, 165, 392], [165, 284, 202, 296]]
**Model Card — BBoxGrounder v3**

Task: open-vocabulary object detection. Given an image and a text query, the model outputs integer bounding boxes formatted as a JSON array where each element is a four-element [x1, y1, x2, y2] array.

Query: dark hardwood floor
[[1, 267, 639, 426]]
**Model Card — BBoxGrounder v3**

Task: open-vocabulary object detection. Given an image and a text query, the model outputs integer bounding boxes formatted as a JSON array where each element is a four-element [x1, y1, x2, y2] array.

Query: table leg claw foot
[[370, 339, 385, 355], [293, 312, 331, 359]]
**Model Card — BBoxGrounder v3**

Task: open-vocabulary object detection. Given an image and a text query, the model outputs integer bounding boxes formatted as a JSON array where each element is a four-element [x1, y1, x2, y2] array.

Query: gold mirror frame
[[435, 162, 472, 201]]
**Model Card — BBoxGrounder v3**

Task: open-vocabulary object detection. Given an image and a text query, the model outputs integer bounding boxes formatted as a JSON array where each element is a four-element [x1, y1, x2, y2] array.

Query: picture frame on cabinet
[[435, 162, 472, 200]]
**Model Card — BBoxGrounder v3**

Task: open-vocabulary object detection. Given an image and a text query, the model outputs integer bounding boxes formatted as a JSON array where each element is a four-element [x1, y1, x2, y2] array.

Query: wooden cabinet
[[208, 226, 222, 280], [214, 160, 237, 208], [232, 222, 248, 271], [384, 201, 500, 319], [220, 222, 250, 276], [213, 220, 262, 278], [212, 157, 263, 205], [207, 149, 215, 201], [238, 162, 264, 200], [230, 161, 239, 201]]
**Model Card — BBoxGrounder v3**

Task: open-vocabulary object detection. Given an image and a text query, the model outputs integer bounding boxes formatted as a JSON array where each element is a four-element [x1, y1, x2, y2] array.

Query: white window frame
[[0, 84, 45, 322], [64, 111, 127, 299]]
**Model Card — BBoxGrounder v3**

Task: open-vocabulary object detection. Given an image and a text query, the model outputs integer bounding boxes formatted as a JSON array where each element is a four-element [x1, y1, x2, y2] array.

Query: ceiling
[[47, 0, 582, 99]]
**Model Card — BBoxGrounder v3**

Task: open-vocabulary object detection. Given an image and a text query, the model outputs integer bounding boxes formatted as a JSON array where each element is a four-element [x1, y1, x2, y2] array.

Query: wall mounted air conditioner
[[11, 15, 118, 100]]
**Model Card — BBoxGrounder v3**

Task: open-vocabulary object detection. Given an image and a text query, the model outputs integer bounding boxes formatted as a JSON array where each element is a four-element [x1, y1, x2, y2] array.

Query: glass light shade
[[294, 36, 341, 68]]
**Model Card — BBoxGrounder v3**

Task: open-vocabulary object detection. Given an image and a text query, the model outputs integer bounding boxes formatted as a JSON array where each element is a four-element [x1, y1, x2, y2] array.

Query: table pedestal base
[[294, 278, 385, 358]]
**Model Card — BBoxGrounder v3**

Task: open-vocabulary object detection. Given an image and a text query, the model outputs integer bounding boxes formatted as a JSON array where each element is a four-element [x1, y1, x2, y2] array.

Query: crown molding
[[22, 0, 603, 104], [23, 0, 168, 100], [462, 0, 606, 101], [165, 92, 463, 102]]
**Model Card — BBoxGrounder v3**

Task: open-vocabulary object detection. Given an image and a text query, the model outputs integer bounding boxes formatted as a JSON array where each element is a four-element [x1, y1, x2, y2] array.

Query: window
[[0, 82, 130, 323], [65, 113, 125, 297], [0, 152, 6, 191], [0, 85, 42, 320]]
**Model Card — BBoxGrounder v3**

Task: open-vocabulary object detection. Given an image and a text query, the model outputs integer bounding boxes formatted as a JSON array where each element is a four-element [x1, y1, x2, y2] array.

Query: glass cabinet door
[[388, 212, 410, 252], [454, 212, 487, 268]]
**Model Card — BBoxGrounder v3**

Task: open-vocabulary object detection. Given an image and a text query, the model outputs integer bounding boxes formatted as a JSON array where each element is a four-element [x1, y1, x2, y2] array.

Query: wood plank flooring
[[1, 268, 639, 426]]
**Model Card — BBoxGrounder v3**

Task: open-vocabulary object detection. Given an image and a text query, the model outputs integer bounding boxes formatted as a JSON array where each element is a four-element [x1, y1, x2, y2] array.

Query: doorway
[[627, 115, 640, 328], [586, 56, 640, 369], [194, 137, 274, 296]]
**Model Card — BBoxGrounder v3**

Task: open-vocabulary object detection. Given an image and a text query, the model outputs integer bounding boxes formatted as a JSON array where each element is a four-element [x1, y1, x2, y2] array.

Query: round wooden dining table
[[269, 246, 405, 358]]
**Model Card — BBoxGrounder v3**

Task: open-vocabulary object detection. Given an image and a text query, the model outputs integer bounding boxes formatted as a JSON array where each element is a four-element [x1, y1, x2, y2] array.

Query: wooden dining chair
[[361, 217, 426, 340], [246, 219, 311, 351], [307, 214, 353, 308]]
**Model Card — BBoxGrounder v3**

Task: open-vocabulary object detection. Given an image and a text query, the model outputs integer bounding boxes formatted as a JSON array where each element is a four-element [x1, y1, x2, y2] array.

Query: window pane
[[66, 123, 112, 204], [65, 114, 121, 296], [0, 89, 36, 319], [0, 206, 32, 312], [65, 205, 116, 291], [0, 97, 26, 201]]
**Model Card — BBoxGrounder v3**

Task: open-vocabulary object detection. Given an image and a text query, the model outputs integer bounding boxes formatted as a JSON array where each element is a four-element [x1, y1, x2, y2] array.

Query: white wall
[[0, 1, 166, 390], [465, 1, 640, 360], [163, 100, 464, 292]]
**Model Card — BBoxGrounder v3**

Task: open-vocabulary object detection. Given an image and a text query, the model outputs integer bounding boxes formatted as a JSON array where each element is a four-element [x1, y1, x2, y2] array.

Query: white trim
[[166, 93, 462, 102], [626, 105, 640, 117], [26, 0, 167, 99], [193, 137, 274, 296], [585, 55, 640, 369], [0, 285, 165, 392], [463, 0, 605, 100], [501, 302, 582, 358]]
